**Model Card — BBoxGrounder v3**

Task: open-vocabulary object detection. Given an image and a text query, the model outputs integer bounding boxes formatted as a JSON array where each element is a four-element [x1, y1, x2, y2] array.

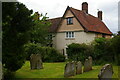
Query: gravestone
[[83, 59, 90, 72], [83, 56, 92, 72], [30, 54, 43, 69], [88, 56, 92, 70], [64, 61, 76, 77], [98, 64, 113, 80], [76, 61, 82, 74]]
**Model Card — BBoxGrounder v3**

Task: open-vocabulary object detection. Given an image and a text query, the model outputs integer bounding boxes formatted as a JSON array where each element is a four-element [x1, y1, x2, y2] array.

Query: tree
[[30, 12, 51, 46], [111, 32, 120, 65], [2, 2, 33, 72]]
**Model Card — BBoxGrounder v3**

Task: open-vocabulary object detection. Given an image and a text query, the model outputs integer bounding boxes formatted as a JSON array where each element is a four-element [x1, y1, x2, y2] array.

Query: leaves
[[2, 2, 33, 72], [30, 12, 51, 46]]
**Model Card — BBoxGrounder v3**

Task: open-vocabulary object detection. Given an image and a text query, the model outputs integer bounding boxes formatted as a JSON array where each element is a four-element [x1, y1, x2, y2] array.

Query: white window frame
[[66, 32, 75, 38]]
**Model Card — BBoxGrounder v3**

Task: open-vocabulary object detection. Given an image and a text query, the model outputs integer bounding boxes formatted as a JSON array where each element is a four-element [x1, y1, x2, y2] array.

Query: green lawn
[[15, 61, 119, 78]]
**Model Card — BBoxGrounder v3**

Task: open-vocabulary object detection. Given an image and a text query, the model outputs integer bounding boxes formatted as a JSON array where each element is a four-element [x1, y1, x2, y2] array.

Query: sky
[[17, 0, 119, 33]]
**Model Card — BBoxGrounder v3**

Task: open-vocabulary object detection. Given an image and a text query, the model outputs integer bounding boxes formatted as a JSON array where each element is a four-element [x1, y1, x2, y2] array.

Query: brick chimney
[[82, 2, 88, 14], [98, 11, 102, 20]]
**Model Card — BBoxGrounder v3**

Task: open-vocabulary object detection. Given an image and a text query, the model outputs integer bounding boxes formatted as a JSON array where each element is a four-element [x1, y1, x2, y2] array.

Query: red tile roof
[[48, 17, 62, 32], [49, 6, 112, 35]]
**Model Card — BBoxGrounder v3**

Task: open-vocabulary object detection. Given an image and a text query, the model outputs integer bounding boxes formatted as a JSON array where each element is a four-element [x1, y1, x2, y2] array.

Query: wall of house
[[53, 31, 95, 55], [105, 35, 111, 38], [95, 33, 112, 38], [95, 33, 102, 38]]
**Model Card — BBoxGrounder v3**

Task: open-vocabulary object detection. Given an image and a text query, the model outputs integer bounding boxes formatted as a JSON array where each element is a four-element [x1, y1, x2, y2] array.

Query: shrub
[[24, 43, 43, 60], [67, 43, 93, 62], [42, 47, 65, 62], [93, 38, 114, 65], [25, 43, 65, 62], [111, 35, 120, 65]]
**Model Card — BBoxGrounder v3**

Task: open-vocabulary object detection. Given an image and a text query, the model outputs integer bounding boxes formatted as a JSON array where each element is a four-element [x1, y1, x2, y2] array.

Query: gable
[[57, 9, 84, 32]]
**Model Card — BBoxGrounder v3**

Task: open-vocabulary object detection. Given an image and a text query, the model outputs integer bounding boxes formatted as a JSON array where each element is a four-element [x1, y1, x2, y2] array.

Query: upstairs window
[[67, 17, 73, 25], [66, 32, 75, 38]]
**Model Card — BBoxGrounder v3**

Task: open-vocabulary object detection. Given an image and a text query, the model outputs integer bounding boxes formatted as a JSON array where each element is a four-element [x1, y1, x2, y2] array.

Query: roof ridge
[[70, 7, 81, 12]]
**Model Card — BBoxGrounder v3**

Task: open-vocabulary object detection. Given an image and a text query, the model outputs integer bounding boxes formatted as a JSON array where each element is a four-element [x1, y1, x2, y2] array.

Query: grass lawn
[[15, 61, 119, 78]]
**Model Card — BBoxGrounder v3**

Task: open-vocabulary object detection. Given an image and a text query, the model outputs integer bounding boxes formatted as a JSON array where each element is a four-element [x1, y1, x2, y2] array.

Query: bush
[[24, 43, 44, 60], [42, 47, 65, 62], [93, 38, 114, 65], [67, 43, 93, 62], [111, 35, 120, 65], [25, 43, 65, 62]]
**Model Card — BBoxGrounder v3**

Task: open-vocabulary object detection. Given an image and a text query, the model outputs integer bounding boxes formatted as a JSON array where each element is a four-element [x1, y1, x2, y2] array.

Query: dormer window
[[67, 17, 73, 25]]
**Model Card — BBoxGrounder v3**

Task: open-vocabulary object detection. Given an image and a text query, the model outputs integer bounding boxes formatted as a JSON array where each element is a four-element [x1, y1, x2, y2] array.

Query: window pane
[[69, 32, 71, 38], [67, 18, 73, 24], [72, 32, 74, 38], [66, 32, 68, 38]]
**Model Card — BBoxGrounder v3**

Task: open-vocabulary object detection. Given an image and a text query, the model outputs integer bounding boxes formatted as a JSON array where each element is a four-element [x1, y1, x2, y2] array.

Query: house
[[49, 2, 112, 56]]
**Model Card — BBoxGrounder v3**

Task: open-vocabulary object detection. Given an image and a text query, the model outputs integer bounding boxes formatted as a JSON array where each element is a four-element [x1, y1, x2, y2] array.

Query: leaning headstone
[[64, 61, 76, 77], [88, 56, 92, 70], [76, 61, 82, 74], [30, 54, 43, 69], [98, 64, 113, 80]]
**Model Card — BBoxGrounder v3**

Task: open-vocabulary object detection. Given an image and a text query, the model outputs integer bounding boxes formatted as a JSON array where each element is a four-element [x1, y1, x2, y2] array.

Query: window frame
[[66, 32, 75, 38], [66, 17, 73, 25]]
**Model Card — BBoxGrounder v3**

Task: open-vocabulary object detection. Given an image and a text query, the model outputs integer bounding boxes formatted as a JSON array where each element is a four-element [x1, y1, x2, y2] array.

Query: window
[[67, 17, 73, 25], [66, 32, 75, 38]]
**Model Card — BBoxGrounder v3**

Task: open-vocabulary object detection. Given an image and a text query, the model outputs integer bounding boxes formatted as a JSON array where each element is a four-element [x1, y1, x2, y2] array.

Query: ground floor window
[[66, 32, 75, 38]]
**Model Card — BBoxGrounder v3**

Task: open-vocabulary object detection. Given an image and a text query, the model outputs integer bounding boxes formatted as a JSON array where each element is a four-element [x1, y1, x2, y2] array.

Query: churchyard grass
[[15, 61, 118, 78]]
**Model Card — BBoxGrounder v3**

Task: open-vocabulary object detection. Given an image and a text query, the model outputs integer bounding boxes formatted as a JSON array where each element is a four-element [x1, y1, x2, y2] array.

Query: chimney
[[98, 11, 102, 20], [82, 2, 88, 14]]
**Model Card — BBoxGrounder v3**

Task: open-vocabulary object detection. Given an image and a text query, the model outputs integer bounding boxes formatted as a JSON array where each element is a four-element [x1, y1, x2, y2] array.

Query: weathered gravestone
[[88, 56, 92, 70], [83, 56, 92, 72], [30, 54, 43, 69], [64, 61, 76, 77], [76, 61, 82, 74], [83, 59, 89, 72], [98, 64, 113, 80]]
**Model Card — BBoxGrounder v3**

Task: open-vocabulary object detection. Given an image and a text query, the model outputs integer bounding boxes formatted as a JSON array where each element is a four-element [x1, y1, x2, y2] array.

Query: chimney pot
[[82, 2, 88, 14], [98, 11, 102, 20]]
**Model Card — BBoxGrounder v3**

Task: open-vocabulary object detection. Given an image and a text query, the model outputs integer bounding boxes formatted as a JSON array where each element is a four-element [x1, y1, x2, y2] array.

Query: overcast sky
[[18, 0, 119, 33]]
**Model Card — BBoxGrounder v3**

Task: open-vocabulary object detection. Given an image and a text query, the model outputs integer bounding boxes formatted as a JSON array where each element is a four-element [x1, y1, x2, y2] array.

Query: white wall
[[53, 31, 95, 55]]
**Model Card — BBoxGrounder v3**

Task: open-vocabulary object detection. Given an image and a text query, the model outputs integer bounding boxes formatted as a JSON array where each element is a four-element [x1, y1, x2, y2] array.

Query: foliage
[[2, 2, 33, 72], [93, 38, 114, 64], [42, 47, 65, 62], [111, 34, 120, 65], [25, 43, 65, 62], [67, 43, 93, 62], [24, 43, 44, 60], [30, 13, 52, 46]]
